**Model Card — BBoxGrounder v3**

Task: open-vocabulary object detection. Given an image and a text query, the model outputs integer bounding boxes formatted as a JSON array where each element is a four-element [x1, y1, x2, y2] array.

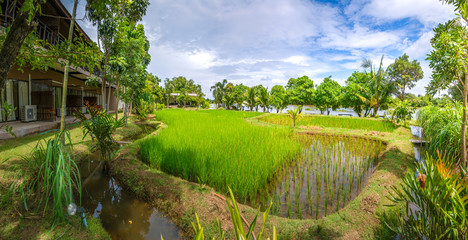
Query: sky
[[63, 0, 456, 98]]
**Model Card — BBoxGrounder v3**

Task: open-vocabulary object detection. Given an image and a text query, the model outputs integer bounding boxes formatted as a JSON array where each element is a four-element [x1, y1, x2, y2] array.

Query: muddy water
[[79, 160, 181, 240], [256, 135, 385, 219]]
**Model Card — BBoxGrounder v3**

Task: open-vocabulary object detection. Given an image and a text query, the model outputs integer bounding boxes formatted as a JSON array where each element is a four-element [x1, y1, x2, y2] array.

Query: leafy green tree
[[360, 56, 395, 117], [223, 82, 235, 110], [286, 76, 314, 113], [232, 84, 249, 110], [270, 85, 288, 113], [387, 53, 424, 100], [257, 85, 270, 112], [194, 85, 205, 110], [314, 77, 342, 115], [390, 100, 415, 126], [342, 71, 372, 117], [211, 79, 228, 108], [0, 0, 46, 90], [427, 18, 468, 166]]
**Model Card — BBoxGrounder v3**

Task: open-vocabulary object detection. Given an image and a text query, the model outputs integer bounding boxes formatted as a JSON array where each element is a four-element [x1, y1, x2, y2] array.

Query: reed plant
[[140, 109, 302, 200], [261, 114, 396, 132]]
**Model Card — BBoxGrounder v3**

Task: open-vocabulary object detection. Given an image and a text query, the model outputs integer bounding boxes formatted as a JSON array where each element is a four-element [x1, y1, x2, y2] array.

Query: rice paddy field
[[256, 135, 385, 219], [260, 114, 397, 132], [140, 110, 302, 200]]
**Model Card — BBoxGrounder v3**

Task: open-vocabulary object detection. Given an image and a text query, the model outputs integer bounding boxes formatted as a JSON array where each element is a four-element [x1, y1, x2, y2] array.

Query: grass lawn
[[0, 115, 154, 239]]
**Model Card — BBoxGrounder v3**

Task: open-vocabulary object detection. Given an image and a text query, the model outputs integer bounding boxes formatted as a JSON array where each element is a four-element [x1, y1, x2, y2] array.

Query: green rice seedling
[[140, 109, 302, 201], [260, 114, 397, 132]]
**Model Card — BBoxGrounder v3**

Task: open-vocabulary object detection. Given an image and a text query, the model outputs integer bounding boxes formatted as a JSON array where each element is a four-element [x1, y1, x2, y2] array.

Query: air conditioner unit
[[56, 108, 67, 117], [21, 105, 37, 122]]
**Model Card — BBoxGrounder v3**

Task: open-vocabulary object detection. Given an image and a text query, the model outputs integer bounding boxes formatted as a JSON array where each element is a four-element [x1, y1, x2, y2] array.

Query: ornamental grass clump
[[12, 130, 81, 223]]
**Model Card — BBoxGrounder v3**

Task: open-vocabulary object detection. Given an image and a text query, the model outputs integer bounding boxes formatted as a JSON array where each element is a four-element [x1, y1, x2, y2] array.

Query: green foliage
[[211, 79, 228, 108], [261, 114, 397, 132], [385, 154, 468, 239], [286, 76, 315, 107], [14, 130, 81, 223], [426, 18, 468, 96], [418, 103, 464, 161], [257, 85, 270, 112], [232, 84, 249, 110], [246, 87, 258, 111], [390, 100, 415, 126], [270, 85, 288, 113], [341, 71, 372, 117], [156, 103, 166, 111], [0, 102, 15, 136], [140, 110, 302, 200], [387, 53, 424, 100], [287, 105, 302, 128], [74, 102, 125, 162], [314, 76, 342, 115]]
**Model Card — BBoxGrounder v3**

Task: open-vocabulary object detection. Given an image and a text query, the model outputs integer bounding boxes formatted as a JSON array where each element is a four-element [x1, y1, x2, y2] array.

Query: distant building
[[0, 0, 118, 123], [168, 92, 197, 105]]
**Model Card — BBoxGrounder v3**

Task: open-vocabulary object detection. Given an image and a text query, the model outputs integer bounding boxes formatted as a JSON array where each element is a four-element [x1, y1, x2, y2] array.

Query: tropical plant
[[246, 87, 258, 111], [288, 106, 302, 128], [74, 102, 125, 166], [258, 85, 270, 112], [211, 79, 228, 108], [360, 56, 395, 117], [14, 130, 81, 223], [384, 153, 468, 239], [0, 102, 15, 136]]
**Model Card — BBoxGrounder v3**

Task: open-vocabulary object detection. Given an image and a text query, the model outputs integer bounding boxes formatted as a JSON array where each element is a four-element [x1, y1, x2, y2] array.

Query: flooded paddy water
[[256, 135, 385, 219], [77, 123, 181, 240]]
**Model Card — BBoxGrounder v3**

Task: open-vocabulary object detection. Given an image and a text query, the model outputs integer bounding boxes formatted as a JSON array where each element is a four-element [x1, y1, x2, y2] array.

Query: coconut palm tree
[[210, 79, 228, 108], [258, 86, 269, 112], [246, 87, 257, 111]]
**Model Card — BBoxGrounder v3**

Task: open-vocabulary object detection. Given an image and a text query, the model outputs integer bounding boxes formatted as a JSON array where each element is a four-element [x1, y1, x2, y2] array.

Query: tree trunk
[[101, 39, 108, 109], [0, 11, 37, 90], [263, 106, 266, 112], [115, 75, 121, 120], [107, 83, 112, 111], [461, 72, 468, 166], [60, 0, 79, 132]]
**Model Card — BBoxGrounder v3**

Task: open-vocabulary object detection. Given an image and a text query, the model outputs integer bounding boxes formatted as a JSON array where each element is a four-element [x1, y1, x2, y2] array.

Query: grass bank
[[0, 115, 153, 239], [260, 114, 397, 132], [140, 109, 302, 200]]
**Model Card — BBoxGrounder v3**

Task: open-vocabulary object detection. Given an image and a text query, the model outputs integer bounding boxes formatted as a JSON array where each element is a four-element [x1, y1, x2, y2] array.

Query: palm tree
[[359, 56, 394, 117], [210, 79, 228, 108], [288, 105, 302, 129], [258, 86, 269, 112], [246, 87, 257, 111]]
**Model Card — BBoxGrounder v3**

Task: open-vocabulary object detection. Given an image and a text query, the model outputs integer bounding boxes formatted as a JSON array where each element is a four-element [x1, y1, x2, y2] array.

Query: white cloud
[[404, 31, 434, 59]]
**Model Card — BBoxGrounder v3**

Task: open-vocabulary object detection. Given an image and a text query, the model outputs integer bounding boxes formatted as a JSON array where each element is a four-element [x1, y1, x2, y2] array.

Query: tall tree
[[60, 0, 79, 131], [270, 85, 288, 113], [0, 0, 45, 90], [257, 85, 269, 112], [232, 84, 249, 110], [387, 53, 424, 100], [314, 77, 342, 115], [246, 87, 257, 111], [210, 79, 228, 108], [427, 18, 468, 166], [286, 76, 314, 113], [342, 71, 372, 117], [361, 56, 394, 117]]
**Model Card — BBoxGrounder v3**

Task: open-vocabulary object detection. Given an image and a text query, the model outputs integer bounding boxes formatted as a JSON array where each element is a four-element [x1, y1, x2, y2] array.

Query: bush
[[385, 153, 468, 239], [75, 102, 125, 163], [156, 103, 165, 111], [417, 103, 463, 161], [390, 100, 415, 126]]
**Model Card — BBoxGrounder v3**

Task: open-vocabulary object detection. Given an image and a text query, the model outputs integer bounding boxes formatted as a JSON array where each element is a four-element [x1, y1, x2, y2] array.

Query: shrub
[[385, 153, 468, 239], [390, 100, 415, 126]]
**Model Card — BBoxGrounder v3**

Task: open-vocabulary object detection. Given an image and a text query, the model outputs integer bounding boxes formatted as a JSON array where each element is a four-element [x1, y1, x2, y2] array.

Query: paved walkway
[[0, 116, 83, 140]]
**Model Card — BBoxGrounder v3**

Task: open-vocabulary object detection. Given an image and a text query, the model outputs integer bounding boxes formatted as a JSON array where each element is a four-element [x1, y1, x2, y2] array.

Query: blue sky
[[64, 0, 456, 98]]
